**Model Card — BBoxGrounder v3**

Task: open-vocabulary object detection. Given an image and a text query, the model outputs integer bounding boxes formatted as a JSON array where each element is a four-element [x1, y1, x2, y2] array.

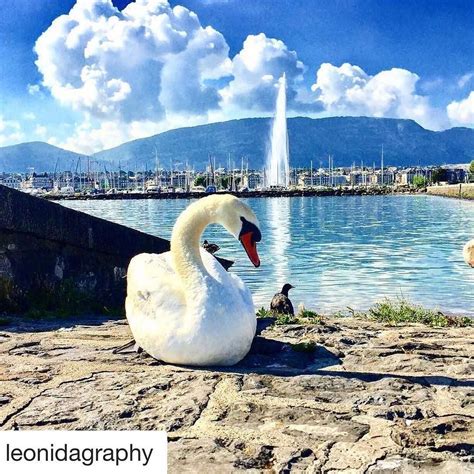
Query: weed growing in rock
[[291, 341, 317, 352], [364, 298, 472, 327], [256, 307, 274, 318], [256, 306, 320, 324], [257, 298, 472, 328], [296, 308, 322, 324], [274, 313, 294, 325]]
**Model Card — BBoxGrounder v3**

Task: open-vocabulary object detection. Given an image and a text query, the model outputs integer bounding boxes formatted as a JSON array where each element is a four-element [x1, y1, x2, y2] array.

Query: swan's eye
[[239, 216, 261, 242]]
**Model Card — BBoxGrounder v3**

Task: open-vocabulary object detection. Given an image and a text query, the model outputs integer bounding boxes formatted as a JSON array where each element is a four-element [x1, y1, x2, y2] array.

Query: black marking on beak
[[239, 216, 261, 242]]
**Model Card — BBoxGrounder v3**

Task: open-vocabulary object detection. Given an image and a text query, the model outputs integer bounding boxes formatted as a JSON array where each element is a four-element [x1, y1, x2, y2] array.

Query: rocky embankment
[[427, 183, 474, 200], [44, 186, 419, 201], [0, 317, 473, 473]]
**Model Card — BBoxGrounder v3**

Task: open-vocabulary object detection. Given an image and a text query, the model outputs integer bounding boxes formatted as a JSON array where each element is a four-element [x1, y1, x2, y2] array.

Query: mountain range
[[1, 117, 473, 173], [0, 142, 87, 174]]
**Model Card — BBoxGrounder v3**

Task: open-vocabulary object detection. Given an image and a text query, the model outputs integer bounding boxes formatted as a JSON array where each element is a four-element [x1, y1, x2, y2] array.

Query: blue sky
[[0, 0, 473, 153]]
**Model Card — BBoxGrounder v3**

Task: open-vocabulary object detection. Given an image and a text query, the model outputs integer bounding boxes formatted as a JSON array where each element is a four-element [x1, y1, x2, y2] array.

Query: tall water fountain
[[266, 73, 289, 188]]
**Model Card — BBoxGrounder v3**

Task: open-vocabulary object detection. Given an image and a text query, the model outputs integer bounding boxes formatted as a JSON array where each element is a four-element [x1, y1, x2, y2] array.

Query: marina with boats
[[0, 160, 470, 200], [1, 74, 471, 200]]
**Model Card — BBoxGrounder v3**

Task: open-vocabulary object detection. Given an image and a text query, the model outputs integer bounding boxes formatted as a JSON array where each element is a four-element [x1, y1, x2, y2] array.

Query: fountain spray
[[266, 73, 289, 188]]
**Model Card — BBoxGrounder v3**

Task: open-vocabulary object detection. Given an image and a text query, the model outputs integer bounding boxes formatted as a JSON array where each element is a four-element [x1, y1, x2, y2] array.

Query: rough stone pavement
[[0, 316, 473, 473]]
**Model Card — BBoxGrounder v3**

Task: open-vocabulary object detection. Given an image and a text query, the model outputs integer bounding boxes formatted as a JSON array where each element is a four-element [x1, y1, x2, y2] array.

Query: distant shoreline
[[43, 186, 423, 201]]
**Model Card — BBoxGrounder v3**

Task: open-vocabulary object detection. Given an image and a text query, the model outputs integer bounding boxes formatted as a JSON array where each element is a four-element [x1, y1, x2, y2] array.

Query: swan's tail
[[112, 339, 143, 354]]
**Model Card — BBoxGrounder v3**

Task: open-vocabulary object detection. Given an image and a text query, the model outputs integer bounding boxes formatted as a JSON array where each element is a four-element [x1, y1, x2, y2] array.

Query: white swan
[[125, 194, 262, 366], [464, 239, 474, 267]]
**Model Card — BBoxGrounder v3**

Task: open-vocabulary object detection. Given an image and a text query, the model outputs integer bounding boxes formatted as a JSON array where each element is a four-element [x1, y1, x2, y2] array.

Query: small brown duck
[[270, 283, 295, 316], [202, 239, 220, 254]]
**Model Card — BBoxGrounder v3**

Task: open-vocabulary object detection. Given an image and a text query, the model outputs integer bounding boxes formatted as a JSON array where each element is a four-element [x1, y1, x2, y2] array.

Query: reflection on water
[[261, 198, 291, 301], [62, 195, 474, 316]]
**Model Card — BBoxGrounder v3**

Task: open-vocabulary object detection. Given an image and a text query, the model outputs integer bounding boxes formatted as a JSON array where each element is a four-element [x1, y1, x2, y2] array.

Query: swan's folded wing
[[200, 248, 231, 283], [201, 249, 255, 316], [126, 252, 185, 319], [228, 271, 255, 312]]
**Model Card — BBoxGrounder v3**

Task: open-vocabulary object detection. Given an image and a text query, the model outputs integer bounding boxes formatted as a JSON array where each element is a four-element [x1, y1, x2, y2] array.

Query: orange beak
[[240, 232, 260, 267]]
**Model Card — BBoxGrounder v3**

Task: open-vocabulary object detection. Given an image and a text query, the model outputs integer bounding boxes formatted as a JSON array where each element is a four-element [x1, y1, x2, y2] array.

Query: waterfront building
[[171, 172, 188, 190], [444, 167, 467, 184], [2, 162, 470, 194], [21, 173, 53, 191], [397, 169, 417, 185], [372, 170, 395, 185], [397, 168, 432, 185], [349, 171, 371, 186], [299, 172, 348, 187], [0, 174, 22, 190], [298, 174, 316, 187], [242, 172, 262, 190]]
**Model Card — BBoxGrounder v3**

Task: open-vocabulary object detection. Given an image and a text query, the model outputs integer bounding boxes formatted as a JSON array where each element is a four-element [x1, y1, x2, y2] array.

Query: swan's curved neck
[[170, 201, 216, 289]]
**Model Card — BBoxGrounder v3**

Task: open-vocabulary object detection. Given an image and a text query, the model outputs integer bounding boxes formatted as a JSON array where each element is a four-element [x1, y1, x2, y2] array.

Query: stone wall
[[0, 185, 230, 315], [427, 183, 474, 200]]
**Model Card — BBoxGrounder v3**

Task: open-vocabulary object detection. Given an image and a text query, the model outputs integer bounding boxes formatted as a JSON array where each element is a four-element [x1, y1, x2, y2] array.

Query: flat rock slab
[[0, 317, 473, 473]]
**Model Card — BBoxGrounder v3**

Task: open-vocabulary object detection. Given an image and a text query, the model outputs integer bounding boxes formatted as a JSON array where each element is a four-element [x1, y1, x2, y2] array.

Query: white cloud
[[0, 117, 24, 146], [34, 0, 231, 122], [27, 84, 41, 96], [447, 91, 474, 126], [33, 1, 470, 154], [49, 120, 134, 155], [418, 77, 444, 94], [311, 63, 446, 130], [35, 3, 319, 152], [50, 113, 208, 155], [458, 72, 474, 89], [220, 33, 317, 113], [23, 112, 37, 121], [34, 125, 48, 139]]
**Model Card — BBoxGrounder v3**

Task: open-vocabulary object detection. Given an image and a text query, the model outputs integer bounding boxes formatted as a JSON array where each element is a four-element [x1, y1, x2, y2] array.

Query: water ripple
[[62, 195, 474, 316]]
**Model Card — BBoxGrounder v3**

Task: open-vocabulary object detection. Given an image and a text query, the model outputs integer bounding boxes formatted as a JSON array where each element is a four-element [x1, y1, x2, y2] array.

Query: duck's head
[[216, 195, 262, 267], [281, 283, 294, 295], [463, 239, 474, 267]]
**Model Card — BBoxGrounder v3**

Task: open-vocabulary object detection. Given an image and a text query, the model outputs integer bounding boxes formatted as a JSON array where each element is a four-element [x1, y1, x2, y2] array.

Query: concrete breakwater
[[43, 186, 419, 201], [427, 183, 474, 200], [0, 184, 231, 315]]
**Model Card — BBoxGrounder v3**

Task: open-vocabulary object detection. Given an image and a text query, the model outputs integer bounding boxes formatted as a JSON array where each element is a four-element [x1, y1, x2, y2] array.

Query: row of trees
[[193, 175, 241, 189]]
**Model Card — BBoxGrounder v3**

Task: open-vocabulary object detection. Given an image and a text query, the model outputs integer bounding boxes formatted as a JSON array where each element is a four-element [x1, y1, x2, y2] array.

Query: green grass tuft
[[256, 307, 274, 318], [364, 298, 472, 328], [274, 313, 295, 325], [257, 298, 472, 328], [291, 341, 317, 352], [273, 307, 322, 326], [296, 308, 322, 324]]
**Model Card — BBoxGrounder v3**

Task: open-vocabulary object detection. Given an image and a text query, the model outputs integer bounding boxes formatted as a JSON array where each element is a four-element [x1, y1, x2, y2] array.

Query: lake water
[[62, 195, 474, 316]]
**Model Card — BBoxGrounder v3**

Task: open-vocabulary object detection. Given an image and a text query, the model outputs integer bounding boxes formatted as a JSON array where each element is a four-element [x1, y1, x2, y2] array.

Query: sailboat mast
[[381, 144, 384, 186]]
